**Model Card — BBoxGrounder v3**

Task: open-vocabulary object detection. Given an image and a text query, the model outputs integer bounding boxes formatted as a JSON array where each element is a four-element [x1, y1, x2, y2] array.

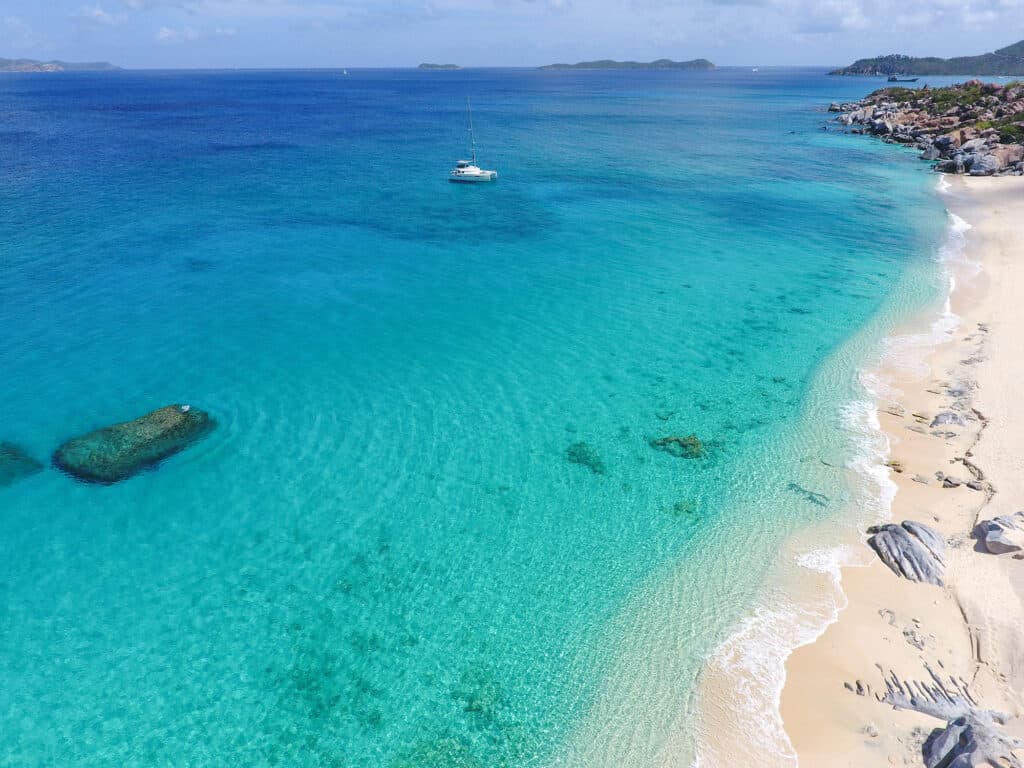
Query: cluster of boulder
[[860, 515, 1024, 765], [880, 665, 1024, 768], [866, 510, 1023, 583], [829, 80, 1024, 176], [1, 404, 214, 488]]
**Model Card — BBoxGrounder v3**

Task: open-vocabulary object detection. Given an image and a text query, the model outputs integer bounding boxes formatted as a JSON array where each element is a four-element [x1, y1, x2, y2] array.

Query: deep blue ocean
[[0, 68, 948, 766]]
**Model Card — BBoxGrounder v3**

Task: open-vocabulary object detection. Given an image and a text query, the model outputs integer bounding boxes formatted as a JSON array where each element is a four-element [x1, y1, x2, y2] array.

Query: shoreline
[[691, 174, 1024, 767], [779, 175, 1024, 766]]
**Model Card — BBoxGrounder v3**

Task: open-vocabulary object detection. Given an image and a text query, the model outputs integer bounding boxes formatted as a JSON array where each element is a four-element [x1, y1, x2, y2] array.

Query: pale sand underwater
[[0, 70, 960, 765]]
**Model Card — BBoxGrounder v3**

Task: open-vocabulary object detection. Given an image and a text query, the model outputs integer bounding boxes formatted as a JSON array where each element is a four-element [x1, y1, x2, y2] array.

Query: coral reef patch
[[53, 404, 215, 484], [649, 434, 704, 458], [565, 441, 606, 475], [0, 442, 44, 488]]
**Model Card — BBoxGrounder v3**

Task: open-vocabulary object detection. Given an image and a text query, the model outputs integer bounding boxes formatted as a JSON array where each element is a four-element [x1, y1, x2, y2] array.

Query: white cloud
[[156, 24, 201, 41], [2, 15, 48, 52], [73, 0, 1024, 65], [961, 6, 998, 24], [893, 10, 934, 26], [77, 4, 128, 25], [155, 23, 238, 42]]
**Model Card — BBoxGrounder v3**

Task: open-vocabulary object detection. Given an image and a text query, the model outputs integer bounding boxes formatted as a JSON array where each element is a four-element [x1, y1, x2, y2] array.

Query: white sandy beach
[[690, 175, 1024, 768], [779, 175, 1024, 766]]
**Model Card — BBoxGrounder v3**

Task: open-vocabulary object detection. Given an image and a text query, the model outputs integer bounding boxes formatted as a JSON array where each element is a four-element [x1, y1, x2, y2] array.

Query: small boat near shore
[[449, 98, 497, 183], [888, 75, 919, 82]]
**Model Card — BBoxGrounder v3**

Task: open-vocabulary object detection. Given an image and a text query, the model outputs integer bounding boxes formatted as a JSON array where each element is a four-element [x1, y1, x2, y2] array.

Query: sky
[[1, 0, 1022, 69]]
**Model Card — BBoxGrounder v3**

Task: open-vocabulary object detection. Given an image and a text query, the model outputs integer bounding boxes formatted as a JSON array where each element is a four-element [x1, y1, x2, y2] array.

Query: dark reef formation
[[649, 434, 704, 459], [53, 404, 215, 484], [0, 442, 44, 487], [830, 80, 1024, 176], [786, 482, 829, 507], [565, 441, 606, 475]]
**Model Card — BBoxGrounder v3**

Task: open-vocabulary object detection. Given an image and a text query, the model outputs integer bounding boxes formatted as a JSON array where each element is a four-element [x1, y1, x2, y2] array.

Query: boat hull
[[449, 172, 498, 183]]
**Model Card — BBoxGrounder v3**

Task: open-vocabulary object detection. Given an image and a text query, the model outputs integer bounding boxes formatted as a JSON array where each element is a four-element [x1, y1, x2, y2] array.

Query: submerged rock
[[649, 434, 704, 459], [53, 404, 215, 484], [671, 500, 697, 516], [787, 481, 829, 507], [392, 736, 483, 768], [975, 511, 1024, 554], [565, 441, 605, 475], [452, 665, 505, 724], [0, 442, 45, 488], [867, 520, 945, 586]]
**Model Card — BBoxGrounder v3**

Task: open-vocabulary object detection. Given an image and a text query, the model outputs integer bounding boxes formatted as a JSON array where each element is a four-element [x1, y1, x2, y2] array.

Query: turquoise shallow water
[[0, 69, 947, 766]]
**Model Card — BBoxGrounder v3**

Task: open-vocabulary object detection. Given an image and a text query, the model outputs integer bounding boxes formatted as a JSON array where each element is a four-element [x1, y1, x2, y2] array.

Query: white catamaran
[[449, 98, 497, 183]]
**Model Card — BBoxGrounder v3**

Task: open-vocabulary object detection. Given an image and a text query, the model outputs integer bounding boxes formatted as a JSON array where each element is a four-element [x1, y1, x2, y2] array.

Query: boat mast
[[467, 97, 477, 164]]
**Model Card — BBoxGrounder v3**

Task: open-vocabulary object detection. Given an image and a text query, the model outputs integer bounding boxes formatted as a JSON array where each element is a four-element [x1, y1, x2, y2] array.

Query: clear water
[[0, 68, 947, 766]]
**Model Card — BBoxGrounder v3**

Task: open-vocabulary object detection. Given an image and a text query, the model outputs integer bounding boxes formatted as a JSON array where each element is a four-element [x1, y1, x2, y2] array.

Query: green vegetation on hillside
[[0, 57, 120, 72], [830, 40, 1024, 76]]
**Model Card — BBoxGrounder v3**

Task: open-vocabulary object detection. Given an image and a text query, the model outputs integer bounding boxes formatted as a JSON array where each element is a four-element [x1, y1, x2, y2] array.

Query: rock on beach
[[974, 511, 1024, 554], [867, 520, 945, 586], [53, 404, 215, 484]]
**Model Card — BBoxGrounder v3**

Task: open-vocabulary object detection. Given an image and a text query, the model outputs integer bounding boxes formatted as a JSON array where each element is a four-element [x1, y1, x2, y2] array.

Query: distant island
[[417, 63, 461, 71], [830, 39, 1024, 76], [0, 57, 120, 73], [540, 58, 714, 71]]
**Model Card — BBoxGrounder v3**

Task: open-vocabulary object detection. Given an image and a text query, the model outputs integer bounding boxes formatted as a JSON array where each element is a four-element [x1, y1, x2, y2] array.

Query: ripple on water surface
[[0, 68, 947, 767]]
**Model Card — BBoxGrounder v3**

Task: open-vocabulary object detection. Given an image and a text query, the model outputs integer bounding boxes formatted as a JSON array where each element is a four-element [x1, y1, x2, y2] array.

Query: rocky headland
[[830, 80, 1024, 176], [830, 39, 1024, 77]]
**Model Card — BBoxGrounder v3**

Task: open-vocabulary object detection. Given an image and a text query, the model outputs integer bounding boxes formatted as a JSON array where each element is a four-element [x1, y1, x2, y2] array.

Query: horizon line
[[3, 63, 856, 73]]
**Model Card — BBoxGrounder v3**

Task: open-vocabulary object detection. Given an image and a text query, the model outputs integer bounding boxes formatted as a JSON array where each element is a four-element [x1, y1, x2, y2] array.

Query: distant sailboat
[[449, 98, 497, 183]]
